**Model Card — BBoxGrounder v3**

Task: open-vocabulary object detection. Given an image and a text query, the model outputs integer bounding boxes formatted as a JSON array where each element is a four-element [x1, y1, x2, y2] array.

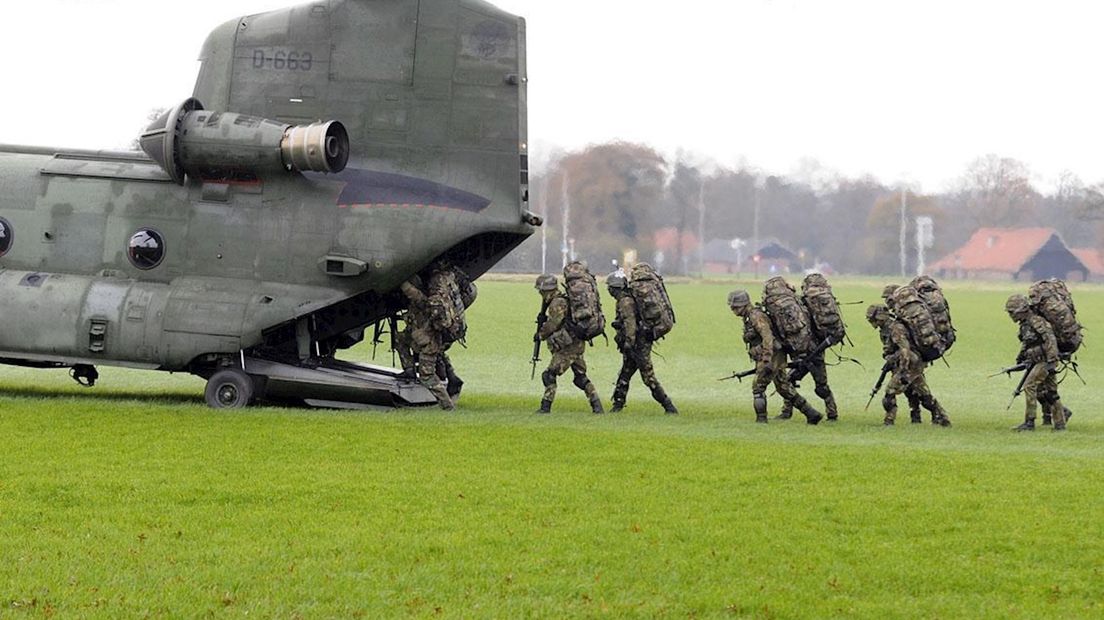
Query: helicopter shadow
[[0, 385, 204, 407]]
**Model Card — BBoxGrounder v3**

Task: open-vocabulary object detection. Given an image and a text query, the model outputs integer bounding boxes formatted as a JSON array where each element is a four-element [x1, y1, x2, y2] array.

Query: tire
[[204, 368, 255, 409]]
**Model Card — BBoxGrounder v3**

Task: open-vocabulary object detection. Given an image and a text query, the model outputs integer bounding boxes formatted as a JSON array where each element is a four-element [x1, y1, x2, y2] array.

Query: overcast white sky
[[1, 0, 1101, 192]]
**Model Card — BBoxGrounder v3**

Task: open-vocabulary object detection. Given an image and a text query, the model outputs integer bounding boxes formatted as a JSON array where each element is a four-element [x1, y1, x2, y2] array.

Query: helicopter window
[[0, 218, 12, 257], [127, 229, 166, 270]]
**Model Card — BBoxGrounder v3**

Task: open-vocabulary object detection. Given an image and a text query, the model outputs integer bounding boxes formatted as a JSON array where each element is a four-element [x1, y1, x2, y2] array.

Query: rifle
[[987, 362, 1029, 379], [787, 337, 835, 384], [371, 319, 385, 360], [531, 299, 550, 380], [864, 362, 893, 411], [719, 368, 757, 382], [1006, 363, 1036, 410], [388, 314, 400, 368]]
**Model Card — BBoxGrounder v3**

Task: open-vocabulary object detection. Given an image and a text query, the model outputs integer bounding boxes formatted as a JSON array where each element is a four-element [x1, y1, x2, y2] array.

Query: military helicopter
[[0, 0, 535, 409]]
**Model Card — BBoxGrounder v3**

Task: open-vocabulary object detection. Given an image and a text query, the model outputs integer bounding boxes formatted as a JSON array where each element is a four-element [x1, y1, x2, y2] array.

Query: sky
[[1, 0, 1101, 192]]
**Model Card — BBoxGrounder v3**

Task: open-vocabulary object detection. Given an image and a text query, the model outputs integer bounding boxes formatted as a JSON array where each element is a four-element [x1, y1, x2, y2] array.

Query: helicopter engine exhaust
[[140, 98, 350, 184]]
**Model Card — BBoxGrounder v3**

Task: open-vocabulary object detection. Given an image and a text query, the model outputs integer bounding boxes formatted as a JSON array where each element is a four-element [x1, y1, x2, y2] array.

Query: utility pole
[[539, 175, 548, 274], [899, 185, 908, 278], [753, 177, 762, 267], [697, 180, 706, 277], [561, 170, 570, 269]]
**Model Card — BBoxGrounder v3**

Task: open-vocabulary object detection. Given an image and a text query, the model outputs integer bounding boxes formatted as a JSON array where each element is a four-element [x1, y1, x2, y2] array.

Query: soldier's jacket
[[742, 307, 776, 363], [613, 295, 640, 351], [400, 280, 431, 330], [877, 320, 919, 372], [1017, 312, 1060, 365], [539, 294, 576, 352]]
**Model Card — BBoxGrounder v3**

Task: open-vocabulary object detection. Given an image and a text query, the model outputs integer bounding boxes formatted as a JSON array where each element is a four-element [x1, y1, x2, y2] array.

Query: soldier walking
[[778, 273, 840, 422], [607, 270, 677, 414], [728, 290, 822, 424], [533, 274, 603, 414], [1005, 294, 1068, 432], [866, 305, 951, 427], [399, 272, 455, 410]]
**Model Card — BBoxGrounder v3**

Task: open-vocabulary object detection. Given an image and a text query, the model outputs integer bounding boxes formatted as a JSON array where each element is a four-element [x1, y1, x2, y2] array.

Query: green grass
[[2, 278, 1103, 618]]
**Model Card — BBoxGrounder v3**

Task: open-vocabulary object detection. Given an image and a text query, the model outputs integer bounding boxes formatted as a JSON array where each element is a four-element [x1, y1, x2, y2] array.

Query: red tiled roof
[[930, 227, 1058, 273], [1072, 248, 1104, 276]]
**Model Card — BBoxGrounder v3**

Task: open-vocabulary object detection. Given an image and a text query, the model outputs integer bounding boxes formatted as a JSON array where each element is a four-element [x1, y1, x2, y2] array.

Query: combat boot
[[1012, 418, 1035, 432], [1042, 413, 1052, 426], [662, 399, 679, 415], [799, 402, 823, 426], [775, 402, 794, 420], [536, 400, 552, 415], [610, 401, 625, 413], [590, 396, 605, 414], [910, 410, 922, 424], [1053, 421, 1067, 432], [398, 368, 417, 382]]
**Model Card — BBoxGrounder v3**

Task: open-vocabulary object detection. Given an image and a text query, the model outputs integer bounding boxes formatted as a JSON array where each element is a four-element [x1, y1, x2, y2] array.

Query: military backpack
[[762, 276, 816, 355], [563, 261, 606, 341], [890, 284, 944, 362], [1028, 278, 1083, 355], [628, 263, 676, 340], [910, 275, 956, 354], [800, 275, 845, 346], [428, 269, 467, 343]]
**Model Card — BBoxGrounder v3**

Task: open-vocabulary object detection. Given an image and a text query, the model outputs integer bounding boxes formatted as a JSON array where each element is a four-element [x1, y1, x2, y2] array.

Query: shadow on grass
[[0, 385, 204, 407]]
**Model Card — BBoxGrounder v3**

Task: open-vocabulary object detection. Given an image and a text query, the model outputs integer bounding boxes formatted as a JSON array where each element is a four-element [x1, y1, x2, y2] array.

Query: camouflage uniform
[[1006, 295, 1067, 432], [399, 277, 454, 410], [535, 275, 603, 414], [780, 353, 837, 420], [867, 305, 951, 427], [607, 272, 677, 414], [879, 284, 923, 423], [729, 290, 822, 425]]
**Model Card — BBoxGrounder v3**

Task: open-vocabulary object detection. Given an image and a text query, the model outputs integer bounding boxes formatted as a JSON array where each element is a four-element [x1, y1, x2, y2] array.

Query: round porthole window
[[127, 229, 166, 270], [0, 218, 12, 257]]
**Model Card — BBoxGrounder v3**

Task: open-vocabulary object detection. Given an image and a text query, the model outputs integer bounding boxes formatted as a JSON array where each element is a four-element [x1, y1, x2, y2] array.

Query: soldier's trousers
[[395, 326, 416, 374], [782, 353, 838, 419], [411, 327, 453, 409], [542, 340, 601, 409], [612, 340, 670, 407], [883, 365, 948, 424], [752, 351, 808, 413], [1022, 363, 1066, 425]]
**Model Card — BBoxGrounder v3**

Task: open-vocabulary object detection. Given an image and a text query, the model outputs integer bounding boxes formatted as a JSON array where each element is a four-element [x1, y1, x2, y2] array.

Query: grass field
[[2, 277, 1103, 618]]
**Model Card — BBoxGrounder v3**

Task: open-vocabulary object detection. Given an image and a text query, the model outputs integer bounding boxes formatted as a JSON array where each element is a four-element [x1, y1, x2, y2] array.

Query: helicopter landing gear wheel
[[204, 368, 255, 409]]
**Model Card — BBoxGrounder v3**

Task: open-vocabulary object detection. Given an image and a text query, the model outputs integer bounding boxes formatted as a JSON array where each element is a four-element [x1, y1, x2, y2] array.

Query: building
[[1071, 248, 1104, 282], [930, 228, 1088, 282], [700, 238, 801, 275]]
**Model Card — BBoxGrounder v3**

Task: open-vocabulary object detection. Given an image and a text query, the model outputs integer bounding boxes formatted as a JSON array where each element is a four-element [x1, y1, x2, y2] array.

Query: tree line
[[496, 143, 1104, 276]]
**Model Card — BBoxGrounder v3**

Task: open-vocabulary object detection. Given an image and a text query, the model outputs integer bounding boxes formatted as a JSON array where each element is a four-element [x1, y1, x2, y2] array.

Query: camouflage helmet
[[728, 289, 751, 309], [535, 274, 558, 292], [881, 284, 899, 301], [866, 304, 889, 324], [1005, 294, 1031, 317], [606, 270, 628, 291]]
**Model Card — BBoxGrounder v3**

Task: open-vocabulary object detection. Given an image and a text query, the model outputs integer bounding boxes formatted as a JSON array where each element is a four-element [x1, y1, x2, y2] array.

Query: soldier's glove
[[761, 362, 775, 375], [533, 334, 541, 343], [1046, 361, 1059, 374]]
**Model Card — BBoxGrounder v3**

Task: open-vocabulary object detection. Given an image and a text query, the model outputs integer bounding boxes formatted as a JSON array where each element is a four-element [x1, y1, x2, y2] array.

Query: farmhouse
[[930, 227, 1088, 282]]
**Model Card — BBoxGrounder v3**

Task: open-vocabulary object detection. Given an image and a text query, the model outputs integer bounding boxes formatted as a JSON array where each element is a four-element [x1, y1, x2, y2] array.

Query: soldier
[[534, 274, 603, 414], [778, 274, 839, 422], [607, 271, 678, 414], [866, 305, 951, 427], [434, 264, 477, 401], [398, 269, 455, 410], [881, 284, 899, 309], [879, 283, 922, 424], [728, 290, 822, 425], [1005, 294, 1067, 432]]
